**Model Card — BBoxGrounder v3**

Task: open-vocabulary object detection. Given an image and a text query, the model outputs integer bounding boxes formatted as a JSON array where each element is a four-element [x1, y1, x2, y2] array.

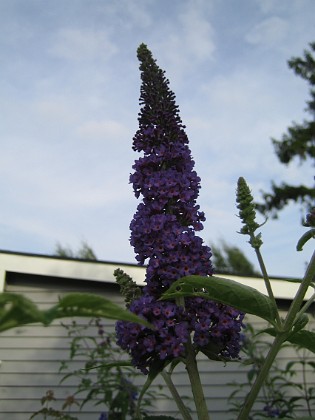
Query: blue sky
[[1, 0, 315, 277]]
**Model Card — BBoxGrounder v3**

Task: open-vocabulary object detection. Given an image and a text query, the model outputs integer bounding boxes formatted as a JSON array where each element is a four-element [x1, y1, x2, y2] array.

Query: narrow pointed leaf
[[161, 275, 277, 324], [0, 293, 47, 332], [285, 330, 315, 354], [264, 327, 315, 354], [44, 293, 153, 328], [296, 228, 315, 251], [0, 292, 153, 332], [144, 417, 178, 420]]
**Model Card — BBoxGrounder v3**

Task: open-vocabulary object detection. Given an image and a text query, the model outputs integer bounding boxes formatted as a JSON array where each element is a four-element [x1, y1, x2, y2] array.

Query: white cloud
[[34, 97, 79, 125], [245, 16, 289, 48], [49, 28, 117, 61], [77, 120, 130, 141], [115, 0, 153, 29], [178, 1, 216, 61], [155, 1, 215, 80]]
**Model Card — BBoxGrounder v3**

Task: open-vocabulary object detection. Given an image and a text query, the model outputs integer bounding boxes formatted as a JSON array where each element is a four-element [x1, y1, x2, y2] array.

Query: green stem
[[295, 292, 315, 320], [237, 332, 288, 420], [161, 370, 193, 420], [284, 249, 315, 330], [184, 336, 210, 420], [301, 349, 313, 416], [176, 296, 210, 420], [238, 250, 315, 419], [253, 246, 282, 327]]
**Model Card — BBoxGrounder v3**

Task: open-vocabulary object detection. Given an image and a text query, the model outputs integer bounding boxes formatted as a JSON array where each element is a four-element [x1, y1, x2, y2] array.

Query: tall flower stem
[[283, 249, 315, 329], [238, 250, 315, 419], [253, 245, 282, 327], [237, 332, 288, 420], [176, 295, 210, 420], [184, 336, 210, 420], [161, 371, 193, 420]]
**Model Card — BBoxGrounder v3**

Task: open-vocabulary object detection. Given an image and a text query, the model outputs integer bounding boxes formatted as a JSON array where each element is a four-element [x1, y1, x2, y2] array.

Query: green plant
[[30, 390, 79, 419], [32, 318, 165, 420], [228, 323, 315, 418]]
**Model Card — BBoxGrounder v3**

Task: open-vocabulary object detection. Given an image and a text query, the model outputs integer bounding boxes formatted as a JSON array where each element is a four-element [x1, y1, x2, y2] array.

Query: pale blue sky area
[[1, 0, 315, 277]]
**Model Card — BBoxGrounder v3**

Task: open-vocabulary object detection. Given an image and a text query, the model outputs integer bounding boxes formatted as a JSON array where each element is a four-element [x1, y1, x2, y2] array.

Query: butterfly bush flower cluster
[[116, 44, 244, 374]]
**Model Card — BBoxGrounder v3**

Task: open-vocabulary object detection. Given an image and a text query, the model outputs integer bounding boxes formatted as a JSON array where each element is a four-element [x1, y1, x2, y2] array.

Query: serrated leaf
[[160, 275, 278, 324]]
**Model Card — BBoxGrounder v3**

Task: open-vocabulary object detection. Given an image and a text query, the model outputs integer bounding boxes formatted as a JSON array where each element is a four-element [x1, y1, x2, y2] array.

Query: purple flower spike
[[116, 44, 244, 373]]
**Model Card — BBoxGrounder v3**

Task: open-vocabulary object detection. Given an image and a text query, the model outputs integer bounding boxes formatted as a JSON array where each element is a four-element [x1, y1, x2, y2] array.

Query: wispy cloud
[[245, 16, 289, 48], [1, 0, 315, 275], [49, 28, 118, 61], [77, 120, 130, 142]]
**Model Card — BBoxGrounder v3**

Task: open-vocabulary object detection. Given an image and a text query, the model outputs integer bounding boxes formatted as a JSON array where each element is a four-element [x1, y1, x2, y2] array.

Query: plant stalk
[[237, 332, 288, 420], [176, 296, 210, 420], [284, 249, 315, 330], [161, 370, 193, 420], [184, 335, 210, 420], [295, 292, 315, 320], [254, 246, 282, 327], [238, 250, 315, 419]]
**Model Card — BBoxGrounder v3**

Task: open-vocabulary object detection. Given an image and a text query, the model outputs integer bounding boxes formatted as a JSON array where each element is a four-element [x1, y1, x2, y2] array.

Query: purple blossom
[[263, 405, 281, 418], [116, 44, 244, 373], [116, 296, 189, 374]]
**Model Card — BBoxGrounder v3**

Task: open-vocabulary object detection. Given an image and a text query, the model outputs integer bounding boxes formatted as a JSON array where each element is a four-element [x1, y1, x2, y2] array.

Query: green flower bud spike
[[114, 268, 142, 308], [236, 177, 265, 249], [236, 177, 281, 327]]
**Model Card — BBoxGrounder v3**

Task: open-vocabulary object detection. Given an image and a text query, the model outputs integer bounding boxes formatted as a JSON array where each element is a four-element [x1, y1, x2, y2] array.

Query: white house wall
[[0, 252, 314, 419]]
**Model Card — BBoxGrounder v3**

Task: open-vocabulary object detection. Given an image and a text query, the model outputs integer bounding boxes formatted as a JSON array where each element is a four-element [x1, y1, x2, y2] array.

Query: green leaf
[[264, 328, 315, 354], [44, 293, 153, 328], [287, 330, 315, 354], [198, 340, 231, 362], [143, 417, 178, 420], [0, 293, 47, 332], [281, 418, 315, 420], [0, 292, 153, 332], [160, 275, 278, 324], [296, 228, 315, 251], [292, 313, 309, 333]]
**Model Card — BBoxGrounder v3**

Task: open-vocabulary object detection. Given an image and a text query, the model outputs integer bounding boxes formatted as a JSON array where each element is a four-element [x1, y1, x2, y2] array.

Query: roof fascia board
[[0, 252, 146, 289], [0, 251, 312, 301]]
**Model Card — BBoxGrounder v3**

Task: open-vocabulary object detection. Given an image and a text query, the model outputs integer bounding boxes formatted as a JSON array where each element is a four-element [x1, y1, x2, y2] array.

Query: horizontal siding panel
[[0, 337, 72, 348], [0, 360, 62, 373], [0, 348, 72, 360], [0, 322, 117, 337], [0, 370, 249, 390]]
